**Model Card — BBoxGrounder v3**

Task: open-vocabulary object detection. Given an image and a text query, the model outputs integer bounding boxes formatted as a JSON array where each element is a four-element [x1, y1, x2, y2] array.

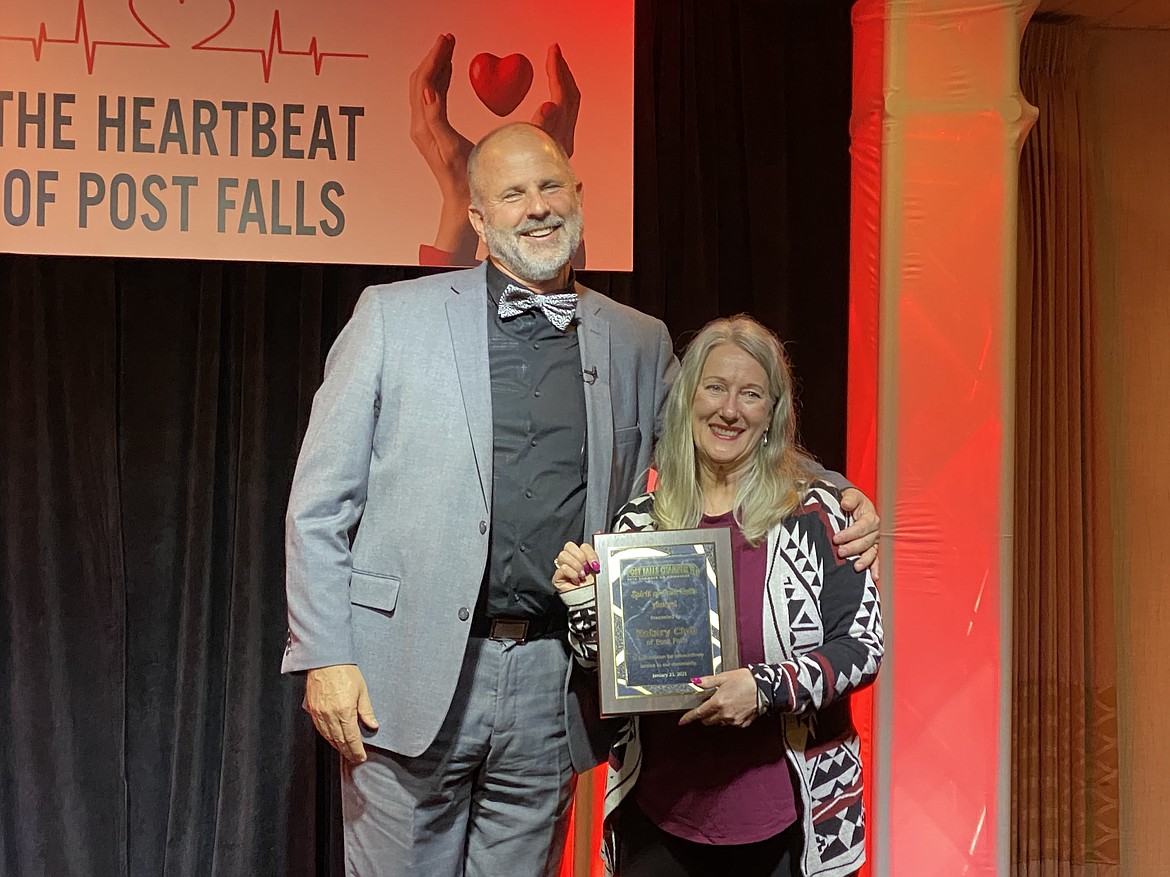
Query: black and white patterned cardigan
[[559, 484, 884, 877]]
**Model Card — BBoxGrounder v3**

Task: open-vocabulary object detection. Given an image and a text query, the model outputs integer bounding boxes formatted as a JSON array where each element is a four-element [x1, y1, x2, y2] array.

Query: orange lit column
[[849, 2, 1036, 875], [845, 7, 883, 874]]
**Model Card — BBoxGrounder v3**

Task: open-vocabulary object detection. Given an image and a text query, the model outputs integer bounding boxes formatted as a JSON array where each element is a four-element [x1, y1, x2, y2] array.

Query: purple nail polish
[[690, 677, 703, 685], [590, 560, 601, 573]]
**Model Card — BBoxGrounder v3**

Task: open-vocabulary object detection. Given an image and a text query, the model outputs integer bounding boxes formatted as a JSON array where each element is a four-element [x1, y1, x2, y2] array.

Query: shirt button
[[519, 543, 527, 553], [530, 438, 538, 447], [533, 343, 540, 350], [479, 520, 488, 534], [458, 607, 470, 621], [534, 390, 541, 397], [513, 594, 521, 602], [525, 489, 533, 498]]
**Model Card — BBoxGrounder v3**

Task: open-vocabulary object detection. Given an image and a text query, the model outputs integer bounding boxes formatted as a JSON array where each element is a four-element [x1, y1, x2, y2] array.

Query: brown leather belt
[[469, 613, 567, 643]]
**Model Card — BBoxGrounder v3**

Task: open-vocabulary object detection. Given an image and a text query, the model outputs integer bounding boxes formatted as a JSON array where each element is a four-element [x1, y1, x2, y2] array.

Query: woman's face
[[690, 343, 772, 481]]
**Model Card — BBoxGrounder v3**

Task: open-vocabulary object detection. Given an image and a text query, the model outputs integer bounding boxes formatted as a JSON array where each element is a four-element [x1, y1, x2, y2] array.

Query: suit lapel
[[577, 290, 613, 537], [446, 273, 492, 512]]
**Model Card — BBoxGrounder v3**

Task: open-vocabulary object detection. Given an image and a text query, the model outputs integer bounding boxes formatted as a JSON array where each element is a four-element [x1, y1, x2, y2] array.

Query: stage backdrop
[[0, 0, 633, 267]]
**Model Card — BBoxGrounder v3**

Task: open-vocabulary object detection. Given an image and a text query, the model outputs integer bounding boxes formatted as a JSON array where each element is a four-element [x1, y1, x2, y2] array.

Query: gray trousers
[[340, 635, 577, 876]]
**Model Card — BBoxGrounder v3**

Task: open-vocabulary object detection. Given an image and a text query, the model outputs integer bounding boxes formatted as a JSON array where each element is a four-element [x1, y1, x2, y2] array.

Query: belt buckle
[[489, 618, 530, 643]]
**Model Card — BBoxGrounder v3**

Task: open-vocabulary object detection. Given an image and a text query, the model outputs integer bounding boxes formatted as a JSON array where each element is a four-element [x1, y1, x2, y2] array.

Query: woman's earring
[[762, 430, 769, 446]]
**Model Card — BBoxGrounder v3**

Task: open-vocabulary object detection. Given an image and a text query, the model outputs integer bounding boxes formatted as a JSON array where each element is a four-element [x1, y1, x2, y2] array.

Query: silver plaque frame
[[593, 527, 738, 716]]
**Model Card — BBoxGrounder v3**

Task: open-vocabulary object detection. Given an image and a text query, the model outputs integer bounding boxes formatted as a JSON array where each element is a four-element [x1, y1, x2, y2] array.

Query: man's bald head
[[464, 122, 584, 288], [467, 123, 575, 209]]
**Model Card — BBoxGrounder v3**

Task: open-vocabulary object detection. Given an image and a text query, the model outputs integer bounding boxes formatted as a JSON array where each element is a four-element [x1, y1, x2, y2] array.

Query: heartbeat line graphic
[[192, 2, 368, 83], [0, 0, 167, 74], [0, 0, 367, 81]]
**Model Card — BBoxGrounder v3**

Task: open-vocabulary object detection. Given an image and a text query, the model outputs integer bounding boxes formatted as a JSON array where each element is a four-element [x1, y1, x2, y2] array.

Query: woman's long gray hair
[[654, 315, 812, 546]]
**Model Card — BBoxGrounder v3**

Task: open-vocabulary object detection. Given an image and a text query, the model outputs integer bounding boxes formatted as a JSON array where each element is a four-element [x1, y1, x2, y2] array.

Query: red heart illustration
[[469, 52, 534, 117]]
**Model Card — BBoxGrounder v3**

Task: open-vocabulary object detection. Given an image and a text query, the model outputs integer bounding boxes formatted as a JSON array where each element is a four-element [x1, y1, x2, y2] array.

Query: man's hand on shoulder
[[836, 488, 881, 579], [304, 664, 380, 764]]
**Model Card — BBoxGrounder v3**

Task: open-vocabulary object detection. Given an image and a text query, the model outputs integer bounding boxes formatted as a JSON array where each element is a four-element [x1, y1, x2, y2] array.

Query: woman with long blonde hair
[[553, 315, 883, 877]]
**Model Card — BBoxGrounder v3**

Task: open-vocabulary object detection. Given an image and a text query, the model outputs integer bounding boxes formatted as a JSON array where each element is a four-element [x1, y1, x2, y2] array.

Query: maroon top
[[634, 510, 798, 844]]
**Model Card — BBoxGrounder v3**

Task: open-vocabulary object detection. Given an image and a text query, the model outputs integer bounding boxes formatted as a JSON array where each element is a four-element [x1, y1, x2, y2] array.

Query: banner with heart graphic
[[0, 0, 634, 268]]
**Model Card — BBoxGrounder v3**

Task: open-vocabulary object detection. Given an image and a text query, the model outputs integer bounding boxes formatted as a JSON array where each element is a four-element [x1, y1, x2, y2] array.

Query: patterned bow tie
[[498, 283, 578, 331]]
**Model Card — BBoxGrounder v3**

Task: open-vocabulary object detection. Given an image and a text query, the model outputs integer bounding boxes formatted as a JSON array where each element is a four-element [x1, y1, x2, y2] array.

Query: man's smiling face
[[469, 126, 584, 287]]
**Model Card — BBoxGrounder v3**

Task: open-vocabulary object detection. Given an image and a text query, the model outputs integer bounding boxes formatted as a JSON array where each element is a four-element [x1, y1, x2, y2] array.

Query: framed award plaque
[[593, 527, 738, 715]]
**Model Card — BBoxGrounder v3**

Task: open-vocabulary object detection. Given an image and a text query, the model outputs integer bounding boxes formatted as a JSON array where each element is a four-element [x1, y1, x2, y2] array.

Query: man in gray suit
[[282, 123, 879, 876]]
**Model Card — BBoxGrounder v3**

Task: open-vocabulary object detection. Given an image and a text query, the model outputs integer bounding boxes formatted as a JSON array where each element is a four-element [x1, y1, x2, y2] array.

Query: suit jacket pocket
[[349, 569, 401, 613], [614, 424, 641, 446]]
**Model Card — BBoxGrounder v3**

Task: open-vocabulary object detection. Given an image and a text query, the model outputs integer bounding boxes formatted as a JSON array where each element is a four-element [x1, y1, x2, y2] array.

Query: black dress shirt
[[481, 260, 588, 619]]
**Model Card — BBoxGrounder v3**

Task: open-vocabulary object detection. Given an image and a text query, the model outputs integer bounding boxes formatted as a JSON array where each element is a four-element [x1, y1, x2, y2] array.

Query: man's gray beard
[[484, 211, 585, 283]]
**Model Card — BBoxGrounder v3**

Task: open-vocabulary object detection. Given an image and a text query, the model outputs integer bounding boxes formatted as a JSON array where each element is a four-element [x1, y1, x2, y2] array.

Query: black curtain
[[0, 3, 853, 875]]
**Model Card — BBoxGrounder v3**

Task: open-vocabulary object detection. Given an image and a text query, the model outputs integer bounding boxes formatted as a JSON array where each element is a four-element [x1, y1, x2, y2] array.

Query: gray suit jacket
[[282, 263, 677, 771]]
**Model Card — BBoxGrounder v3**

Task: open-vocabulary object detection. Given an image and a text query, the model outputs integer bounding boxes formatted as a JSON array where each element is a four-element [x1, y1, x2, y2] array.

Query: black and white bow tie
[[498, 283, 578, 331]]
